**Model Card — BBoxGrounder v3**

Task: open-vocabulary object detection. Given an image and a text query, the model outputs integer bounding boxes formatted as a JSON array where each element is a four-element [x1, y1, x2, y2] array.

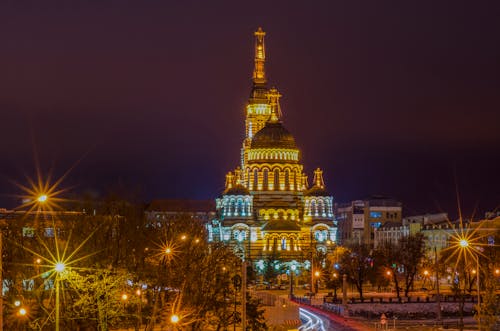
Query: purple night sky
[[1, 1, 499, 218]]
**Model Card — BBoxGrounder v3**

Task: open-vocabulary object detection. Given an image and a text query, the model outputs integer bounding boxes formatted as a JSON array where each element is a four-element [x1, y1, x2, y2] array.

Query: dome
[[251, 122, 297, 149], [224, 184, 250, 196], [305, 186, 331, 197]]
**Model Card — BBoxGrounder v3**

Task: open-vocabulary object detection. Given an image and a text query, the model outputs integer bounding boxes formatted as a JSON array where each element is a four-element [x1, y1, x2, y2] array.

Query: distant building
[[374, 212, 449, 248], [0, 209, 85, 238], [146, 199, 216, 225], [335, 196, 402, 246], [403, 213, 448, 226]]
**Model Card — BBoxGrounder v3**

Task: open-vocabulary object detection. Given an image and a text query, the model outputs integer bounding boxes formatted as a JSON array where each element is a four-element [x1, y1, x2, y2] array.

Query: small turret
[[266, 87, 282, 123], [225, 171, 234, 191], [312, 168, 325, 189]]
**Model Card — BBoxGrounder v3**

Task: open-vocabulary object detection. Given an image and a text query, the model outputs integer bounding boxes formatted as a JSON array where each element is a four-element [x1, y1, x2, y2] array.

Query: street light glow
[[459, 239, 469, 248], [37, 194, 48, 203], [55, 262, 65, 273], [170, 314, 179, 323], [121, 293, 128, 301], [18, 308, 27, 316]]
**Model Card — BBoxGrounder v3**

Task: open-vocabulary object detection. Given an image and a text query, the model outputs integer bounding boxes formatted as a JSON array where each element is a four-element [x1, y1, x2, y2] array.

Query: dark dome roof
[[251, 122, 297, 149], [224, 184, 250, 196], [305, 186, 331, 197]]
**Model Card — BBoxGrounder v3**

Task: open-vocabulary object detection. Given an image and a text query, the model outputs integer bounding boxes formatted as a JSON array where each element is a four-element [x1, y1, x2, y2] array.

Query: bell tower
[[241, 27, 272, 175]]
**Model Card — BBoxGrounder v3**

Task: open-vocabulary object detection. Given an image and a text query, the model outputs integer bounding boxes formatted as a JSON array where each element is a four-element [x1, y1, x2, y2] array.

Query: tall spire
[[253, 27, 266, 85], [266, 87, 282, 122]]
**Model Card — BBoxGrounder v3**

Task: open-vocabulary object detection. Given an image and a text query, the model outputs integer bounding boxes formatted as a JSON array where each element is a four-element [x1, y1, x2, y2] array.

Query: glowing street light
[[18, 307, 27, 317], [459, 239, 469, 248], [55, 262, 65, 273], [170, 314, 179, 324], [37, 194, 48, 203], [121, 293, 128, 301]]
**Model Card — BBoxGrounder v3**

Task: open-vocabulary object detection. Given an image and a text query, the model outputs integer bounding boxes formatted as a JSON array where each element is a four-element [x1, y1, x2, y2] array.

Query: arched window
[[253, 169, 258, 189], [263, 169, 269, 190], [281, 237, 287, 250], [284, 169, 290, 190], [237, 198, 244, 216], [319, 200, 325, 216], [311, 200, 317, 216], [274, 169, 279, 190]]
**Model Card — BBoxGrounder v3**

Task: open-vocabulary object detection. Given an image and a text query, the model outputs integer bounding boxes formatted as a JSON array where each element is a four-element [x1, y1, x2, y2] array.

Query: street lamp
[[170, 313, 180, 330], [54, 261, 65, 331], [314, 271, 321, 294], [289, 264, 297, 298], [332, 272, 339, 301], [17, 307, 27, 317], [454, 236, 481, 329], [423, 270, 429, 288], [37, 194, 48, 203]]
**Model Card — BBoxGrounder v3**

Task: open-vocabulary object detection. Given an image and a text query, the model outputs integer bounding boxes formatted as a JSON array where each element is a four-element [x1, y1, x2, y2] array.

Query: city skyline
[[1, 1, 499, 217]]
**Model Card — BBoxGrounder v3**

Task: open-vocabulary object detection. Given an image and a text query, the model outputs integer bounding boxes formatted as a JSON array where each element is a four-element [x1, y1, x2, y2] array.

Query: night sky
[[1, 1, 499, 218]]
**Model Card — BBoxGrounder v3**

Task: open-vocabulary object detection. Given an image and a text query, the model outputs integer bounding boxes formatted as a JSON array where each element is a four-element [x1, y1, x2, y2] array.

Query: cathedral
[[207, 28, 337, 279]]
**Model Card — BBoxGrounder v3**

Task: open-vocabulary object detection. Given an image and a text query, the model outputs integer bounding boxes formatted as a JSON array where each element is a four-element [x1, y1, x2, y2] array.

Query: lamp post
[[458, 238, 481, 329], [289, 264, 297, 298], [434, 247, 441, 324], [170, 314, 179, 331], [314, 271, 321, 294], [54, 262, 65, 331]]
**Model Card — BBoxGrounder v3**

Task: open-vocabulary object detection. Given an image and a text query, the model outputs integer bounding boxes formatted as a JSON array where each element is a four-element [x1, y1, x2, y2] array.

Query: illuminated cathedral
[[207, 28, 336, 278]]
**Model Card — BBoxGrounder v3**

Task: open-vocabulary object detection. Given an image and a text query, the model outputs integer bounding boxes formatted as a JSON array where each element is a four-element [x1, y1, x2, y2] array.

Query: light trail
[[298, 307, 328, 331]]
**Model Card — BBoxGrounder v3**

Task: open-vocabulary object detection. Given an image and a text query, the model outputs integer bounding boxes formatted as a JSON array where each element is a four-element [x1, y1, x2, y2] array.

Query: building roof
[[305, 186, 331, 197], [147, 200, 215, 213], [223, 184, 250, 196], [379, 221, 404, 229]]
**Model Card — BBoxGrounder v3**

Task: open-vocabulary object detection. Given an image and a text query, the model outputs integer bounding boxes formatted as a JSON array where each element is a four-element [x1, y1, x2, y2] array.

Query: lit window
[[370, 211, 382, 218], [44, 228, 55, 237], [22, 227, 35, 237]]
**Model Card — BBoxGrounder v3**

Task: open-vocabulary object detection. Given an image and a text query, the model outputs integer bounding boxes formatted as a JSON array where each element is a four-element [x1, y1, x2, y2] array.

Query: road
[[299, 307, 329, 331]]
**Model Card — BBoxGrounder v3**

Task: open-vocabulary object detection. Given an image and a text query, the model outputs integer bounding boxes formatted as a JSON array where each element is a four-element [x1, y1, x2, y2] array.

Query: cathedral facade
[[207, 28, 337, 278]]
